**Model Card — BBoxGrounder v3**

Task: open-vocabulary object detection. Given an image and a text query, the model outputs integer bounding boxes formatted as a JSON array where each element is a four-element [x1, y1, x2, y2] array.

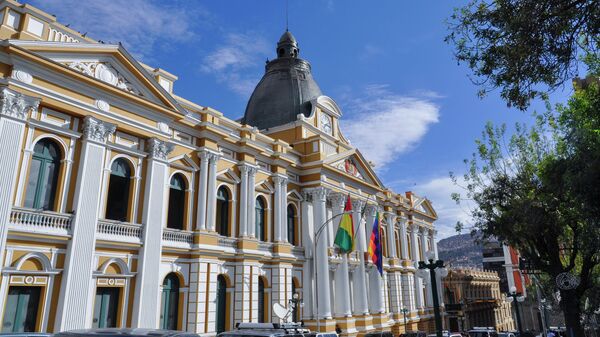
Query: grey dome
[[243, 31, 322, 130]]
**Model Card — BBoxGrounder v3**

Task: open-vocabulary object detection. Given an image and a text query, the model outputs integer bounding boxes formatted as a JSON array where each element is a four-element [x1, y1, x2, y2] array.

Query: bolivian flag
[[334, 195, 354, 253], [368, 212, 383, 276]]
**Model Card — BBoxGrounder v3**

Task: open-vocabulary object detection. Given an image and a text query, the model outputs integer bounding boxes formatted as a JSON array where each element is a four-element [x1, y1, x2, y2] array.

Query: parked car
[[467, 328, 499, 337], [497, 332, 516, 337], [427, 333, 463, 337], [54, 329, 201, 337], [218, 323, 316, 337], [400, 332, 427, 337]]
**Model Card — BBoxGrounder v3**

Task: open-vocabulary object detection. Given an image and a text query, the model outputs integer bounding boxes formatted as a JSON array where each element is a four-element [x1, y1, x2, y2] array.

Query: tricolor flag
[[368, 212, 383, 276], [333, 195, 354, 253]]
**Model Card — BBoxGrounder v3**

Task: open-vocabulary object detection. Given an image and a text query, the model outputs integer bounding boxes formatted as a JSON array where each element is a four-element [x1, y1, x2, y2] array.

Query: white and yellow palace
[[0, 1, 443, 336]]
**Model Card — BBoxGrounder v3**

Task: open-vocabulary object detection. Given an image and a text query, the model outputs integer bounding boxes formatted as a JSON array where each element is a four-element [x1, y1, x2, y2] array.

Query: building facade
[[443, 269, 514, 332], [0, 1, 442, 336]]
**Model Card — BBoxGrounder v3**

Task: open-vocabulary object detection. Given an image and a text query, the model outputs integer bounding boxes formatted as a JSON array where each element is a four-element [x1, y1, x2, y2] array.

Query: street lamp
[[401, 307, 410, 329], [288, 292, 303, 323], [418, 250, 448, 337], [506, 286, 525, 334]]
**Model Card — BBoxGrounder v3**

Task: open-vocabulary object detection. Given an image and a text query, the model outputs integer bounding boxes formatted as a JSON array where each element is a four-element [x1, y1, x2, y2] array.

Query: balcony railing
[[218, 236, 238, 250], [162, 228, 193, 248], [9, 207, 73, 236], [97, 219, 143, 244]]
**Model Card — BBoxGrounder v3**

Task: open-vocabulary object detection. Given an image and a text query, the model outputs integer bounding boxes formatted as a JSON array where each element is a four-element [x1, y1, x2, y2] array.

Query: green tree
[[451, 63, 600, 336], [446, 0, 600, 110]]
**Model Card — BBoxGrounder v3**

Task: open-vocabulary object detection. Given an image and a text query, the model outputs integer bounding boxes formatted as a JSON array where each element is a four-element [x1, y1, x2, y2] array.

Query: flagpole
[[311, 194, 375, 332]]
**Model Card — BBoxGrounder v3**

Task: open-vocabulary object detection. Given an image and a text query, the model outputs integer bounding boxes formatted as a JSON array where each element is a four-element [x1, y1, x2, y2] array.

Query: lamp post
[[288, 292, 303, 323], [506, 286, 525, 334], [401, 307, 410, 330], [417, 251, 448, 337]]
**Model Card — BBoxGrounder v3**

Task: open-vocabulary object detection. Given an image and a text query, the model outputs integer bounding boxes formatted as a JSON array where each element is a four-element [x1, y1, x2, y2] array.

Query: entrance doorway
[[93, 287, 120, 328], [1, 286, 41, 332], [160, 274, 180, 330]]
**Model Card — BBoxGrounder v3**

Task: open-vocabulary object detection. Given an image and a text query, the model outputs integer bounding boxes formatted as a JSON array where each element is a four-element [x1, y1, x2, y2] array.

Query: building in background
[[0, 0, 442, 336], [443, 268, 515, 332]]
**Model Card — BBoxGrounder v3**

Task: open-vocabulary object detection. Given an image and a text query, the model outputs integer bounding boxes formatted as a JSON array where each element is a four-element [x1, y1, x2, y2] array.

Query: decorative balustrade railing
[[218, 236, 238, 249], [97, 219, 143, 243], [9, 207, 73, 235], [162, 228, 194, 247]]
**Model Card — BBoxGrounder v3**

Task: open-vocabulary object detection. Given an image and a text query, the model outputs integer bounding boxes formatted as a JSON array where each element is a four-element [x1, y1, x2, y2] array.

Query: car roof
[[55, 329, 199, 337]]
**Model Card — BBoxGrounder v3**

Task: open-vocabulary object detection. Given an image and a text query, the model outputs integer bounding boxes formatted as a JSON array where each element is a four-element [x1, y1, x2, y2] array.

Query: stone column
[[410, 224, 425, 311], [0, 89, 39, 270], [351, 199, 369, 315], [206, 153, 220, 232], [247, 166, 257, 238], [131, 138, 174, 328], [365, 205, 385, 314], [301, 192, 315, 318], [384, 212, 397, 259], [311, 187, 332, 319], [399, 217, 409, 260], [280, 176, 288, 242], [238, 165, 249, 237], [196, 151, 209, 230], [56, 116, 116, 331], [330, 194, 352, 318], [273, 175, 286, 242], [420, 228, 433, 308]]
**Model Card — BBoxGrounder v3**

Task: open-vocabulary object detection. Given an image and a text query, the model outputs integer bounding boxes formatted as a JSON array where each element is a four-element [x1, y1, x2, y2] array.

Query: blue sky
[[30, 0, 574, 240]]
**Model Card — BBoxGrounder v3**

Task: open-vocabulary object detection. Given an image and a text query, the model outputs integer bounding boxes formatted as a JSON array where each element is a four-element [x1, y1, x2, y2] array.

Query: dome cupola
[[243, 30, 322, 130]]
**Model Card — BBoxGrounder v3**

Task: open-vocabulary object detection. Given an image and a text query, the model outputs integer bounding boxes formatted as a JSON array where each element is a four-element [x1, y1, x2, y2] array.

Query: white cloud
[[359, 44, 384, 60], [30, 0, 201, 60], [200, 33, 270, 97], [340, 85, 440, 170], [413, 176, 475, 240]]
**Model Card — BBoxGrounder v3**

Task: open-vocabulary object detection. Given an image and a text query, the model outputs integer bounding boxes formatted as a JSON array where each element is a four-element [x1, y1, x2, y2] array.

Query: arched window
[[216, 187, 230, 236], [2, 286, 41, 331], [395, 230, 402, 258], [160, 273, 180, 330], [105, 158, 132, 221], [216, 275, 227, 334], [255, 197, 266, 241], [287, 204, 296, 245], [258, 277, 267, 323], [24, 139, 61, 210], [167, 174, 186, 230], [406, 234, 413, 260], [381, 228, 388, 257]]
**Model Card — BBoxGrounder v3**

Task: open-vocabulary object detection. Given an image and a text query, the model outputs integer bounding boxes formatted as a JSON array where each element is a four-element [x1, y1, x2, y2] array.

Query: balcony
[[97, 219, 143, 244], [217, 236, 238, 251], [162, 228, 193, 249], [9, 207, 73, 236]]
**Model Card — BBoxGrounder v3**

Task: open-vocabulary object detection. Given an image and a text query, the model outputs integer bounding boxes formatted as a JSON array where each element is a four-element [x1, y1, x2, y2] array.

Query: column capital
[[328, 192, 346, 209], [146, 138, 174, 161], [0, 88, 40, 121], [364, 204, 378, 217], [82, 116, 116, 143], [419, 226, 429, 235], [272, 174, 288, 186], [408, 222, 419, 232], [351, 198, 364, 210], [303, 186, 329, 202]]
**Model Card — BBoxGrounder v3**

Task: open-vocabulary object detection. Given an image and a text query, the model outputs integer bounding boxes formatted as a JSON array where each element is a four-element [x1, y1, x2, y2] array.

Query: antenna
[[273, 303, 291, 322], [285, 0, 289, 31]]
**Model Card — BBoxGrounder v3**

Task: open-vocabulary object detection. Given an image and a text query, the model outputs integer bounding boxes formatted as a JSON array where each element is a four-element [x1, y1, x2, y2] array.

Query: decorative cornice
[[82, 116, 116, 143], [0, 88, 40, 121], [146, 137, 174, 161]]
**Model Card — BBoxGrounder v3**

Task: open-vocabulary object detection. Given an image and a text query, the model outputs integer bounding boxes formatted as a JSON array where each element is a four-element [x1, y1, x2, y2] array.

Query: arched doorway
[[257, 277, 267, 323], [216, 275, 227, 333], [160, 273, 180, 330]]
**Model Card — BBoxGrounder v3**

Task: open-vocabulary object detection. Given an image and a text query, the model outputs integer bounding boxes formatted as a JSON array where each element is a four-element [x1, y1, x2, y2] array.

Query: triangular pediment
[[412, 196, 438, 219], [217, 168, 241, 184], [255, 179, 274, 194], [168, 154, 199, 172], [8, 41, 185, 113], [325, 149, 384, 188]]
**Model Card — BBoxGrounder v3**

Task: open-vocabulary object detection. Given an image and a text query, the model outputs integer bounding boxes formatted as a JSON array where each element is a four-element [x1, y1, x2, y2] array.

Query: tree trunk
[[561, 289, 584, 337]]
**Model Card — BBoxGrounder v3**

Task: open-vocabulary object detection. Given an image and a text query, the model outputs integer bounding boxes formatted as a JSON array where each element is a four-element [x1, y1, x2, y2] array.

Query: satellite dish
[[273, 303, 290, 322]]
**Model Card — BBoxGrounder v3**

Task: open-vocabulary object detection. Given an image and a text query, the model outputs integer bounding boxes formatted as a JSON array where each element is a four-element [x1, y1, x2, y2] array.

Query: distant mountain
[[437, 233, 483, 268]]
